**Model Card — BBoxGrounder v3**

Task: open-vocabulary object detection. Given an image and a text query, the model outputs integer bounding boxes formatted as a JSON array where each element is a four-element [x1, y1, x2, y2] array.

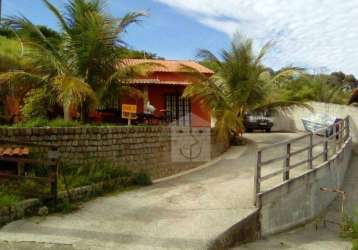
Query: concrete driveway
[[0, 133, 302, 250]]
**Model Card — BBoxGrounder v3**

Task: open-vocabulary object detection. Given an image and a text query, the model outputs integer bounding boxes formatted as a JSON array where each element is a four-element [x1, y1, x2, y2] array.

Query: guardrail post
[[283, 143, 290, 181], [254, 151, 261, 206], [308, 133, 313, 169], [323, 129, 329, 161], [332, 123, 337, 154], [346, 117, 350, 140], [339, 119, 344, 149]]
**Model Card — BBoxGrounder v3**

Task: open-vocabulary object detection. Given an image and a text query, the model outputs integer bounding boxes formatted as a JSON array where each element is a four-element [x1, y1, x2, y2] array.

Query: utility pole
[[0, 0, 2, 24], [0, 0, 2, 25]]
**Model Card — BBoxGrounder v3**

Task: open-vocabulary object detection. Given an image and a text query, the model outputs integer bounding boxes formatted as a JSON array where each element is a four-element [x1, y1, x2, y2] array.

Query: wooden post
[[308, 133, 313, 169], [254, 151, 261, 206], [283, 143, 290, 181], [50, 162, 58, 205]]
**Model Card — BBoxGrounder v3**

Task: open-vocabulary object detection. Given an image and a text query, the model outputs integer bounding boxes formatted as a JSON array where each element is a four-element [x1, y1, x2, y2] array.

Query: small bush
[[61, 162, 152, 189], [353, 240, 358, 250], [14, 118, 49, 128], [51, 200, 78, 214], [22, 88, 53, 121], [48, 119, 81, 127], [0, 186, 22, 207], [341, 210, 358, 250], [133, 171, 152, 186]]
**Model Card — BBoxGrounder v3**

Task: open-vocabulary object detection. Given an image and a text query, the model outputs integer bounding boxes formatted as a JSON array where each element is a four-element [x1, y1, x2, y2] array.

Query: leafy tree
[[1, 0, 148, 121], [183, 35, 308, 140], [281, 74, 350, 104], [349, 89, 358, 105], [117, 47, 164, 60]]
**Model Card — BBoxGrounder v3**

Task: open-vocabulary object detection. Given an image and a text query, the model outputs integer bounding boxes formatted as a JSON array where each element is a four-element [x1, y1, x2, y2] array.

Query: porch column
[[143, 86, 149, 111]]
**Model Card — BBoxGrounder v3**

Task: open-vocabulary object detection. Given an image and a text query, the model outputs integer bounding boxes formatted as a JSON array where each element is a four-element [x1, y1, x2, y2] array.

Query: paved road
[[0, 133, 302, 250]]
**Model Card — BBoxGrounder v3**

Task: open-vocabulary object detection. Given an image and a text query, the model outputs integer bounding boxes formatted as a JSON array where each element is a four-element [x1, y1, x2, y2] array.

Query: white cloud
[[155, 0, 358, 75]]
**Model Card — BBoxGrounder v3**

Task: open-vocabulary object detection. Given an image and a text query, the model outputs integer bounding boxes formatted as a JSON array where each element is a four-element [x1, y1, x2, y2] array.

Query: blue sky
[[3, 0, 358, 75], [3, 0, 229, 60]]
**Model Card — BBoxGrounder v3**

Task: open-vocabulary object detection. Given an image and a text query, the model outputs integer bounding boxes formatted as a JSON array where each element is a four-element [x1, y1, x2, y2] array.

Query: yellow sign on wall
[[121, 104, 137, 120], [122, 104, 137, 113]]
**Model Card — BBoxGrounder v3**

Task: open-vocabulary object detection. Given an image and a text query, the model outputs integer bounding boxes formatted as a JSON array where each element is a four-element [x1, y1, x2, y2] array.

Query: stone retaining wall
[[0, 126, 229, 179], [0, 199, 42, 226]]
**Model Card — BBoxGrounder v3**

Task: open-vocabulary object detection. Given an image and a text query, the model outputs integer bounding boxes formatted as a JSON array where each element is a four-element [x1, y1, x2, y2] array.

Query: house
[[0, 59, 214, 127], [92, 59, 214, 127]]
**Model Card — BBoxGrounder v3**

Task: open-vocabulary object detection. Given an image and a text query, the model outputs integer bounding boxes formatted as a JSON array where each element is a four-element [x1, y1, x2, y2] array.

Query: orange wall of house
[[93, 72, 212, 126], [118, 72, 212, 127], [4, 96, 21, 121], [191, 99, 211, 127]]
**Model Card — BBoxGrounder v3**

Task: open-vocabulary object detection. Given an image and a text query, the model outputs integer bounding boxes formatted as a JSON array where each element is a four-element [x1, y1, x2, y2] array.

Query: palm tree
[[1, 0, 147, 121], [183, 35, 308, 140]]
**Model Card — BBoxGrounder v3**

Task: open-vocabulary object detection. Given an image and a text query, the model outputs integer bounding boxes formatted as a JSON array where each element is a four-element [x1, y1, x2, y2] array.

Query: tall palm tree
[[183, 35, 308, 140], [1, 0, 147, 121]]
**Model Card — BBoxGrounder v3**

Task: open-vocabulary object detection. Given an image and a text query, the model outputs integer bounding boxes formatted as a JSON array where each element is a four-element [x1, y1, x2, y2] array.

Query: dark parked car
[[244, 112, 274, 132]]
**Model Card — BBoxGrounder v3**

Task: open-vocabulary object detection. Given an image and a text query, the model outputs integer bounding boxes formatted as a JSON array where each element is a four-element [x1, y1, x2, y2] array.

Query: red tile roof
[[126, 79, 191, 86], [121, 59, 214, 74], [0, 147, 30, 157]]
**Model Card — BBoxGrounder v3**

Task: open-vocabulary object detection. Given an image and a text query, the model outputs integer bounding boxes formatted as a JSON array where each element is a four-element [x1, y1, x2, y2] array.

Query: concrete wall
[[272, 102, 358, 144], [258, 137, 352, 236], [0, 126, 229, 179]]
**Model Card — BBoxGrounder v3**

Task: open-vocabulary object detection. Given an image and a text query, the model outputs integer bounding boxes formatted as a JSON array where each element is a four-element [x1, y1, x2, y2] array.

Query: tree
[[281, 74, 350, 104], [183, 35, 308, 140], [1, 0, 148, 121], [349, 89, 358, 105]]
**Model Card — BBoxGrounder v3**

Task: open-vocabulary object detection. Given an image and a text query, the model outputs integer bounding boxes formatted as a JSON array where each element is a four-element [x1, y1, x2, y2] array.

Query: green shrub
[[133, 171, 152, 186], [353, 240, 358, 250], [61, 162, 152, 189], [51, 200, 78, 214], [48, 119, 81, 127], [14, 118, 49, 128], [0, 186, 22, 207], [341, 210, 358, 250], [22, 88, 54, 121]]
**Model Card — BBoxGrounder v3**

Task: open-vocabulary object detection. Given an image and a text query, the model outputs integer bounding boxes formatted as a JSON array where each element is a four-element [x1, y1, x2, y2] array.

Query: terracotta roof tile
[[127, 79, 191, 86], [121, 59, 214, 74], [0, 147, 30, 157]]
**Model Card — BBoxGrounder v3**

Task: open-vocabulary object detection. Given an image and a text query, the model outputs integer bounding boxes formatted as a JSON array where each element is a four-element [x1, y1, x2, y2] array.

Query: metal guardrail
[[254, 116, 351, 204]]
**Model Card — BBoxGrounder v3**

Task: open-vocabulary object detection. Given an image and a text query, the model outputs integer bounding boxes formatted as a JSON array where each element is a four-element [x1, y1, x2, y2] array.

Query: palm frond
[[117, 11, 147, 33], [53, 75, 98, 106], [42, 0, 70, 33]]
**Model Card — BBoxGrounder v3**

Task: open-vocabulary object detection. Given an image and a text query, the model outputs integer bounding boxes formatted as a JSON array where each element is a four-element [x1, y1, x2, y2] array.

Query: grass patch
[[60, 161, 139, 189], [341, 210, 358, 250], [50, 200, 79, 214], [0, 118, 163, 128], [133, 171, 152, 186], [9, 118, 82, 128], [0, 186, 23, 207]]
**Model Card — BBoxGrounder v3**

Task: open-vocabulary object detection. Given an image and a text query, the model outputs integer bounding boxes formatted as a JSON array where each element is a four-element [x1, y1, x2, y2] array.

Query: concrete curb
[[153, 144, 249, 184], [208, 209, 260, 250]]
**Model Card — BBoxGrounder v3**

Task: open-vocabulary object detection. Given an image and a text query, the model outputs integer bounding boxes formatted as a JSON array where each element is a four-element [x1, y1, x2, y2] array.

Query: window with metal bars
[[97, 96, 119, 112], [165, 94, 191, 126]]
